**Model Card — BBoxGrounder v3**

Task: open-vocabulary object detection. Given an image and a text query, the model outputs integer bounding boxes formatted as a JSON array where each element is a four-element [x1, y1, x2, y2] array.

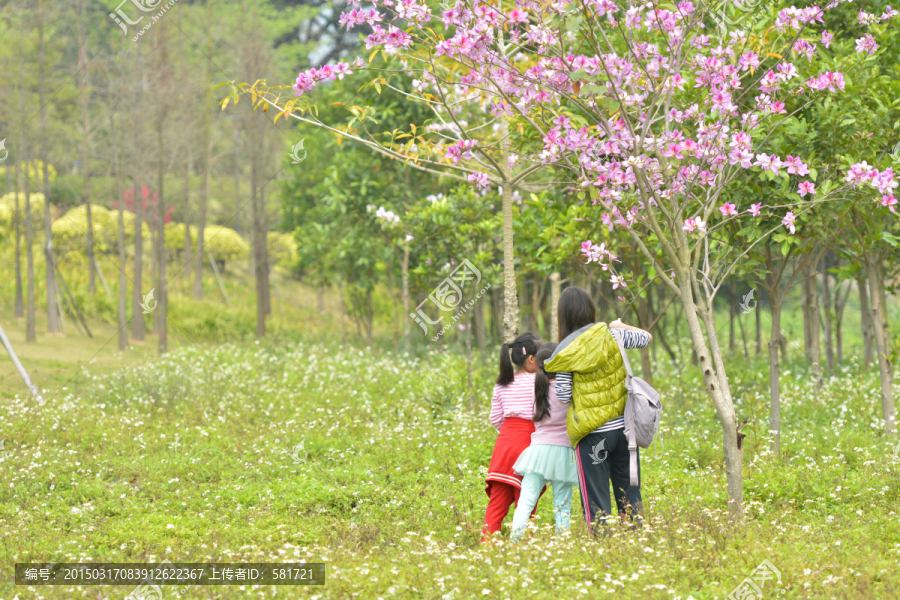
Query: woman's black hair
[[533, 342, 558, 423], [557, 286, 596, 342], [496, 332, 541, 386]]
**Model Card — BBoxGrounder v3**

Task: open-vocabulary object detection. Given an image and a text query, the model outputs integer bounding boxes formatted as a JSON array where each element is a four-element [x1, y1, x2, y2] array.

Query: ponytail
[[533, 343, 558, 422], [496, 333, 541, 386], [497, 343, 515, 387]]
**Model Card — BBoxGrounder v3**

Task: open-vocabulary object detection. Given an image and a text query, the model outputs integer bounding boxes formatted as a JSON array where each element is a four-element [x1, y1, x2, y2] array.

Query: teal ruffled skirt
[[513, 444, 578, 484]]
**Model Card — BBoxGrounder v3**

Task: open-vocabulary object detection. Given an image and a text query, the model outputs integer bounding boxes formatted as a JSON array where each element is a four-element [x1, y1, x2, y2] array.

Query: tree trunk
[[500, 125, 519, 342], [531, 277, 543, 339], [518, 286, 529, 333], [183, 150, 192, 287], [640, 284, 653, 384], [401, 239, 410, 343], [810, 262, 822, 387], [132, 45, 145, 342], [250, 117, 266, 337], [466, 311, 474, 410], [802, 261, 822, 386], [155, 23, 168, 355], [833, 266, 849, 367], [473, 291, 487, 349], [801, 265, 811, 352], [680, 276, 743, 516], [233, 116, 242, 235], [492, 287, 503, 339], [18, 25, 34, 341], [366, 288, 373, 345], [339, 281, 346, 345], [857, 273, 874, 369], [76, 0, 95, 297], [14, 161, 23, 319], [736, 291, 749, 359], [755, 294, 761, 357], [20, 46, 35, 343], [865, 253, 895, 435], [768, 295, 783, 454], [259, 157, 271, 318], [112, 112, 128, 352], [550, 272, 561, 342], [822, 260, 834, 377], [194, 0, 213, 300], [41, 0, 60, 332], [640, 346, 653, 387], [729, 281, 736, 354], [24, 153, 35, 343]]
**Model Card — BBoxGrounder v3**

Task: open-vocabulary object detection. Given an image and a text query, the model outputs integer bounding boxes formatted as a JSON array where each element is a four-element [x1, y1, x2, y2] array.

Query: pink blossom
[[719, 203, 738, 217], [582, 241, 609, 264], [468, 172, 490, 189], [797, 181, 816, 197], [821, 30, 833, 48], [881, 194, 898, 213], [793, 40, 817, 62], [784, 155, 810, 176], [807, 71, 845, 93], [610, 274, 626, 290], [682, 217, 707, 234], [855, 34, 878, 55], [738, 51, 760, 72], [749, 203, 762, 217], [782, 211, 797, 234], [508, 8, 529, 23]]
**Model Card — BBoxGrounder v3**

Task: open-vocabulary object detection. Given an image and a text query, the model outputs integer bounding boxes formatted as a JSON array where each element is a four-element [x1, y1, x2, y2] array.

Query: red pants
[[481, 481, 541, 541]]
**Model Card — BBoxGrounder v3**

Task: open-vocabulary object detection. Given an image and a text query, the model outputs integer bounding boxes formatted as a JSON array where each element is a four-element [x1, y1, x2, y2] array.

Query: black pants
[[574, 429, 642, 530]]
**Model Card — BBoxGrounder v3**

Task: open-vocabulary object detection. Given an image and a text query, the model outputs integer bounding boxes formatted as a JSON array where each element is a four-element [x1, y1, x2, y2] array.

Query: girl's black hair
[[558, 286, 596, 342], [533, 342, 558, 423], [496, 332, 541, 386]]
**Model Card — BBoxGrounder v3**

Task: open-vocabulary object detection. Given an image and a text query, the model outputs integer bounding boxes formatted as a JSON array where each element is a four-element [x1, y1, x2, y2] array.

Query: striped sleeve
[[556, 372, 573, 404], [610, 327, 650, 349]]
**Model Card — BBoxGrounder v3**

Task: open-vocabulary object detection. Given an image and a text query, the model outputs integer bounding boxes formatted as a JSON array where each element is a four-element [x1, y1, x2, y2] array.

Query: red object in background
[[112, 185, 174, 226]]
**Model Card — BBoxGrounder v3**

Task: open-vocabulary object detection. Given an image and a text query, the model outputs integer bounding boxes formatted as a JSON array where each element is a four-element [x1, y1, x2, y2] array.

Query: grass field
[[1, 326, 898, 599], [1, 246, 899, 599]]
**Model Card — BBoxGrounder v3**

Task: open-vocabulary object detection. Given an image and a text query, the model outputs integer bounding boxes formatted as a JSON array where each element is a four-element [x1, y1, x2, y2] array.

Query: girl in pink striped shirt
[[482, 332, 542, 542]]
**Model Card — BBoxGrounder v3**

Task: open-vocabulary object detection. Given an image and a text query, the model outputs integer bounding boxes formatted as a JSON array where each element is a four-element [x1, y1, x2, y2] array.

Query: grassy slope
[[1, 245, 899, 599], [0, 248, 346, 400], [1, 329, 898, 599]]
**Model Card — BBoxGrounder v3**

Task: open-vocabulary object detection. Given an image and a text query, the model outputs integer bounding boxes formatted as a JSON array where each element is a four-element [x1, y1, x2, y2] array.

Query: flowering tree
[[235, 0, 899, 513]]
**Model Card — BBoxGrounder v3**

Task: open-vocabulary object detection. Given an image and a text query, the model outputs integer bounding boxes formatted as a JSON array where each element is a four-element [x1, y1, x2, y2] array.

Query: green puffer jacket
[[544, 322, 627, 448]]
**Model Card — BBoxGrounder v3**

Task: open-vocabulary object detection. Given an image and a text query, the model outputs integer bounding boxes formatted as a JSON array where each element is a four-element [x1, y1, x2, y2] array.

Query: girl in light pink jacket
[[510, 343, 577, 541]]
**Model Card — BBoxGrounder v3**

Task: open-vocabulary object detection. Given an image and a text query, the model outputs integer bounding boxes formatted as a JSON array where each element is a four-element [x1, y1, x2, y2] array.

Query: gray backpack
[[614, 334, 662, 487]]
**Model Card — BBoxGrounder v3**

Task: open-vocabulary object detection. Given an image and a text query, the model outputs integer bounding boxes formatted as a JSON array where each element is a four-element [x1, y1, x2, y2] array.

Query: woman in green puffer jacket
[[544, 286, 652, 532]]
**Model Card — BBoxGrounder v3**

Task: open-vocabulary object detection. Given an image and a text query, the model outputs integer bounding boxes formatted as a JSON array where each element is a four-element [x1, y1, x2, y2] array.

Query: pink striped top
[[489, 372, 537, 430]]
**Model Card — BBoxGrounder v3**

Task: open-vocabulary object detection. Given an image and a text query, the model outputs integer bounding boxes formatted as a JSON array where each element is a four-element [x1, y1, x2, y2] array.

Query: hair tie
[[522, 346, 526, 355]]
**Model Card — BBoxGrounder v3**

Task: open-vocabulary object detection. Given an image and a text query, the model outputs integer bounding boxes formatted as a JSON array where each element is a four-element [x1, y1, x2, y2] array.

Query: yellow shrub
[[165, 222, 200, 251], [0, 192, 47, 234], [51, 205, 151, 256], [204, 225, 249, 264], [267, 232, 298, 267]]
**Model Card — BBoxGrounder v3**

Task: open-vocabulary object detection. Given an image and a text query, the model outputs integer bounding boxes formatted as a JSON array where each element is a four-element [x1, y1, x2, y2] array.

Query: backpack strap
[[612, 328, 635, 380], [612, 329, 640, 488]]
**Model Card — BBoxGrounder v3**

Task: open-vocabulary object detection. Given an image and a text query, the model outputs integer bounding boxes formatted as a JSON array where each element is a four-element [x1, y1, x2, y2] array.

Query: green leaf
[[581, 85, 607, 96], [570, 69, 587, 81]]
